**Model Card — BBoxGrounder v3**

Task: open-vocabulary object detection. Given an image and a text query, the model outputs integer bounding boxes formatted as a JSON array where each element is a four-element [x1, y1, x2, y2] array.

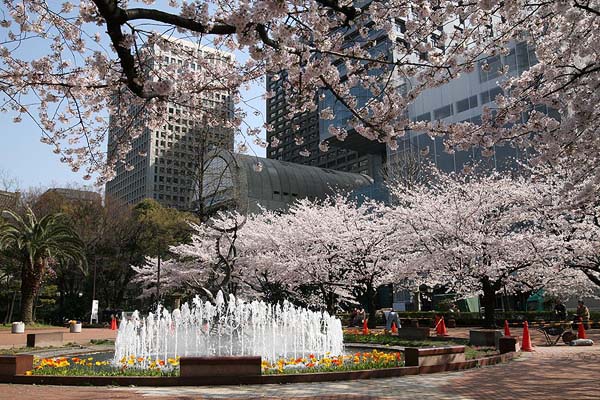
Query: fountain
[[113, 291, 344, 368]]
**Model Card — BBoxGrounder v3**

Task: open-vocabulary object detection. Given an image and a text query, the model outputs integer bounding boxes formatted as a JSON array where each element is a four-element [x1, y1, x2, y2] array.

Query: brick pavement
[[0, 328, 597, 400]]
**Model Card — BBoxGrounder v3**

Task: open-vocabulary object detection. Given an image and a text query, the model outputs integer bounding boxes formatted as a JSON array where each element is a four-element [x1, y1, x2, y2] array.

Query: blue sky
[[0, 2, 266, 192]]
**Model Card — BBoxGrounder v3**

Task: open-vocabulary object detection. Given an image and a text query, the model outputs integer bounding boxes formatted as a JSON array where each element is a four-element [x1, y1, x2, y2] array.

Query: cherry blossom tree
[[1, 0, 598, 203], [132, 212, 247, 302], [388, 171, 591, 326], [132, 195, 406, 315]]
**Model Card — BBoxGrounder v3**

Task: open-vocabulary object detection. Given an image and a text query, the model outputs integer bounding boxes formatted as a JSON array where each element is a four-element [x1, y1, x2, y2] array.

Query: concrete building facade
[[106, 39, 234, 210]]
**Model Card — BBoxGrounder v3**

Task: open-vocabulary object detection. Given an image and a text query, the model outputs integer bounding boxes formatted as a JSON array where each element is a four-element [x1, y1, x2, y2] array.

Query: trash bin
[[11, 322, 25, 334], [69, 321, 82, 333]]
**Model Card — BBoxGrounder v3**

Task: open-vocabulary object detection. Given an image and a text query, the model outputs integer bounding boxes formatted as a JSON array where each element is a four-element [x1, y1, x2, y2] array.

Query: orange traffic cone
[[438, 317, 449, 336], [362, 318, 369, 335], [577, 317, 587, 339], [504, 320, 511, 337], [391, 321, 398, 334], [111, 317, 117, 330], [521, 321, 533, 352]]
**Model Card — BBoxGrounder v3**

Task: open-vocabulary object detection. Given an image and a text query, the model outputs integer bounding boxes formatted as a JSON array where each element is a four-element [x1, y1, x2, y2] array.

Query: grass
[[89, 339, 114, 346], [344, 333, 467, 347], [344, 333, 498, 360]]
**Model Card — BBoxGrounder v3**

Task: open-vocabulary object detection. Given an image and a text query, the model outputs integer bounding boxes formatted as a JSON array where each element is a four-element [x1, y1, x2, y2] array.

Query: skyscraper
[[265, 73, 376, 176], [106, 39, 234, 210]]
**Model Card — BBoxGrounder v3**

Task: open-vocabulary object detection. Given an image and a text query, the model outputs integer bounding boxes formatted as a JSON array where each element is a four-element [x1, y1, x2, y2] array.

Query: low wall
[[0, 351, 520, 387]]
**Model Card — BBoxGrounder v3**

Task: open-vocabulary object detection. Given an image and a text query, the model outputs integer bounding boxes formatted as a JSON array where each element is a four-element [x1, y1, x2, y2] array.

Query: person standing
[[575, 300, 590, 330]]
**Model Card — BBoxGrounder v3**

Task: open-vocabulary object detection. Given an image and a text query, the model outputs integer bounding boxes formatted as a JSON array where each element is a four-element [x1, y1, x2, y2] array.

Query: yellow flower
[[25, 370, 32, 376]]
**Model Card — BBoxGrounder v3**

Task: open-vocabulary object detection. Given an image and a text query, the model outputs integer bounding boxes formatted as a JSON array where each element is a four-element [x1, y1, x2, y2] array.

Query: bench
[[404, 346, 466, 367], [26, 332, 64, 347], [179, 356, 261, 377], [469, 329, 502, 347], [397, 327, 431, 340]]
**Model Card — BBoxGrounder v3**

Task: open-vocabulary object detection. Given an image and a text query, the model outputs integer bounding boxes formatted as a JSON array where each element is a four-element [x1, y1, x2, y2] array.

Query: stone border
[[0, 351, 519, 386]]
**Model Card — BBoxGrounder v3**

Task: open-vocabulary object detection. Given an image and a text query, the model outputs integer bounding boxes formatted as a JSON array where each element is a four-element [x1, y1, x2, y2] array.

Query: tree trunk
[[20, 278, 37, 324], [481, 278, 499, 328], [366, 282, 377, 329], [20, 260, 44, 324]]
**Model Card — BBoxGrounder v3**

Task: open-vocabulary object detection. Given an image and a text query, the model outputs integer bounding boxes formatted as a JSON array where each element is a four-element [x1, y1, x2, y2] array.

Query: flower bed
[[262, 350, 403, 374], [28, 351, 402, 377], [30, 356, 178, 377]]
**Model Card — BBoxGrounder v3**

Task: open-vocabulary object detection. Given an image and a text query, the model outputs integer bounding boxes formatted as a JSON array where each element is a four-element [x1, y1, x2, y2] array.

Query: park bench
[[26, 332, 64, 347]]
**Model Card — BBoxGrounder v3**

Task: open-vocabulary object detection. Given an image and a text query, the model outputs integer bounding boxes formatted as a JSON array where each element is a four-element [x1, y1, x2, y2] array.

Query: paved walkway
[[0, 330, 598, 400], [0, 327, 116, 349]]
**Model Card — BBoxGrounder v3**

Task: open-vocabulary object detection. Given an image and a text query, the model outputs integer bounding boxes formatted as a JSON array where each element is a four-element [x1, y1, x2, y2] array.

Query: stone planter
[[11, 322, 25, 334], [69, 322, 82, 333]]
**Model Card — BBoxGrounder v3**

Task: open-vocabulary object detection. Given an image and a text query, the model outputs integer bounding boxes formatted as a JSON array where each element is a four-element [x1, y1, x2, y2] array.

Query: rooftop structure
[[0, 190, 19, 212], [195, 150, 374, 215], [43, 188, 102, 204]]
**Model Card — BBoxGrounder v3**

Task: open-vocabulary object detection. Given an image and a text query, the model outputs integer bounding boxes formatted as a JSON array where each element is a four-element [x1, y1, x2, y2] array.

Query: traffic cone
[[577, 317, 587, 339], [438, 317, 449, 336], [504, 320, 511, 337], [391, 321, 398, 334], [111, 317, 117, 330], [362, 318, 369, 335], [521, 321, 533, 352]]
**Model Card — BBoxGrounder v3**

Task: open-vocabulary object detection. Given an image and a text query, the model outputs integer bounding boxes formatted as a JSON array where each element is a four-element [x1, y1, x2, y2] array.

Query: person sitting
[[554, 299, 567, 321], [352, 308, 366, 327]]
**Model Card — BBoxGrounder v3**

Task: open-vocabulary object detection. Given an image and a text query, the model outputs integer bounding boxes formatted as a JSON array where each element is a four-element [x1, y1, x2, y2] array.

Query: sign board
[[90, 300, 99, 324]]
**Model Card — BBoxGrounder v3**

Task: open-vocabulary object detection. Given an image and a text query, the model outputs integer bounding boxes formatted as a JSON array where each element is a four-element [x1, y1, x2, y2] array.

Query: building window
[[455, 95, 478, 113], [481, 87, 503, 105], [414, 112, 431, 122], [433, 104, 453, 120], [478, 55, 502, 82]]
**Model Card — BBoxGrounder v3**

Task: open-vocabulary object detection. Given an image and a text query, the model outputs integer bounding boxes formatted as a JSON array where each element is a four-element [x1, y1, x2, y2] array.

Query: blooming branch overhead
[[0, 0, 597, 201]]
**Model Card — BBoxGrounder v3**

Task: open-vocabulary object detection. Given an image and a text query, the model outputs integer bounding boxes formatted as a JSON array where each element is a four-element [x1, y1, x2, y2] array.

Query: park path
[[0, 329, 598, 400], [0, 327, 117, 349]]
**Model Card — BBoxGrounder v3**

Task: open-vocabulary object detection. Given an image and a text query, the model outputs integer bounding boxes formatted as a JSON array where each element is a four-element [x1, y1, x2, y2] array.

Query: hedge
[[339, 310, 600, 327]]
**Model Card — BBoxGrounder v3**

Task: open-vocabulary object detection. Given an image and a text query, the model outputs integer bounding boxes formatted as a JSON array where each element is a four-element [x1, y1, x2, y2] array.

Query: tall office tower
[[318, 11, 541, 181], [106, 38, 234, 210], [266, 73, 374, 175], [388, 41, 543, 175]]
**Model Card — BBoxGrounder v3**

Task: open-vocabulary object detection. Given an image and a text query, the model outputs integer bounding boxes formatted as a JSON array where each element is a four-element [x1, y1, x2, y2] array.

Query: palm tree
[[0, 208, 85, 324]]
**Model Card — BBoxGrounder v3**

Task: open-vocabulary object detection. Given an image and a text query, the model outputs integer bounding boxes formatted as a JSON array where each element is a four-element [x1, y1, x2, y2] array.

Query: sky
[[0, 1, 267, 193]]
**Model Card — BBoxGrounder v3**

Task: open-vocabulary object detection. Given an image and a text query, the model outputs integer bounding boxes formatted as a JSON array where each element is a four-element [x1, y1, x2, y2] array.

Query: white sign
[[90, 300, 99, 324]]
